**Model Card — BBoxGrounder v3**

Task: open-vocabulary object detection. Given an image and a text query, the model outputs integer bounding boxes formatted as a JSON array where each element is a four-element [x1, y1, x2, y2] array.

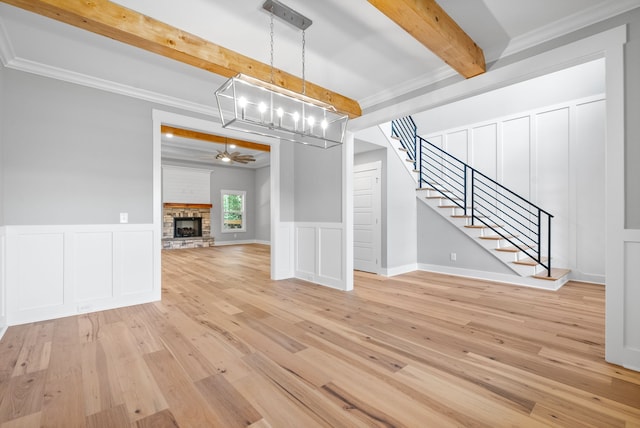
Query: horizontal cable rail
[[391, 116, 554, 276]]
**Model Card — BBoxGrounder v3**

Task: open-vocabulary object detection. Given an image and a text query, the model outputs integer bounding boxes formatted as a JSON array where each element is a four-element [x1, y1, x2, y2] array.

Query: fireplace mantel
[[163, 203, 213, 209]]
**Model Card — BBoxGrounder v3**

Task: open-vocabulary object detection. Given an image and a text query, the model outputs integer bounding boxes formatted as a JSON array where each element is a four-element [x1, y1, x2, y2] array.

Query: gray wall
[[294, 143, 342, 222], [255, 166, 270, 242], [2, 69, 154, 225], [0, 64, 5, 226], [626, 10, 640, 229], [210, 166, 256, 243], [279, 143, 294, 222], [417, 202, 513, 274]]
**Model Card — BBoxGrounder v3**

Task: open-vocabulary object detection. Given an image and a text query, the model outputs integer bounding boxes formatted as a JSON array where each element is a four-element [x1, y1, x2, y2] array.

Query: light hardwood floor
[[0, 244, 639, 427]]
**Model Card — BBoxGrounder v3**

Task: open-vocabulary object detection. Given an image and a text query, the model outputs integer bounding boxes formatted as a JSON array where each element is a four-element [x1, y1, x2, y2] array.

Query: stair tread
[[479, 234, 517, 240], [438, 205, 469, 209], [513, 257, 549, 266], [398, 146, 407, 151], [426, 196, 461, 201], [496, 245, 533, 253], [451, 214, 486, 219], [532, 268, 571, 281], [391, 135, 400, 140], [464, 224, 502, 229]]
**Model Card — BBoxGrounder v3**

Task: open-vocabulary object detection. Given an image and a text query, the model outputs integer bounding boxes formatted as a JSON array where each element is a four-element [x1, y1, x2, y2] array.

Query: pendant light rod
[[262, 0, 312, 31]]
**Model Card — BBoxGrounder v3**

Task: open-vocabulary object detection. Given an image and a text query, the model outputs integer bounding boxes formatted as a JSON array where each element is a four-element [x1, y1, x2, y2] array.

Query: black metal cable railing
[[392, 116, 554, 276]]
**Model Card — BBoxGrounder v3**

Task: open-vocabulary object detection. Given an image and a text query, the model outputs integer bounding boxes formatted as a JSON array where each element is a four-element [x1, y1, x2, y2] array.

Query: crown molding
[[4, 55, 218, 118], [502, 0, 640, 57], [359, 65, 457, 110]]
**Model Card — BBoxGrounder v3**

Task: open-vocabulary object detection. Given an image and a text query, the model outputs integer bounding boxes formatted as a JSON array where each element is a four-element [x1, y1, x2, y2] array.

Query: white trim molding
[[418, 263, 567, 291]]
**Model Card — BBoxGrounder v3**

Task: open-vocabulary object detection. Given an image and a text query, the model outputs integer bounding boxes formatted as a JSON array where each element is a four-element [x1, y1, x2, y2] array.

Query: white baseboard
[[214, 239, 270, 246], [418, 263, 567, 291], [0, 325, 6, 341], [381, 263, 419, 277]]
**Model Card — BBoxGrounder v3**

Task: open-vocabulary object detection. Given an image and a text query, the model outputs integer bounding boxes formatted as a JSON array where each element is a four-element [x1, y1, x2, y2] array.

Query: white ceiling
[[161, 134, 270, 169], [1, 0, 638, 167]]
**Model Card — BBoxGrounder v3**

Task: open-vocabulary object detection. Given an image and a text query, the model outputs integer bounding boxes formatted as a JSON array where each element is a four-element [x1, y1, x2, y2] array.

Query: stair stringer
[[417, 193, 569, 290], [377, 123, 419, 183]]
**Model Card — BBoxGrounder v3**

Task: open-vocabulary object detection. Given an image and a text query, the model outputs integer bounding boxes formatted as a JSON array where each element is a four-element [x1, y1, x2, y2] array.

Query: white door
[[354, 162, 381, 274]]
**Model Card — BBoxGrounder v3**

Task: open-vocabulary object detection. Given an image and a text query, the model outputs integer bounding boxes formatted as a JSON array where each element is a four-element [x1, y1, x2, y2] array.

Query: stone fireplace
[[162, 203, 215, 249]]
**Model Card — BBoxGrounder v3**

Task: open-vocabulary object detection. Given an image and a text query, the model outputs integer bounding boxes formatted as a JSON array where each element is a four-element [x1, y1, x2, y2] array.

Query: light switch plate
[[120, 212, 128, 223]]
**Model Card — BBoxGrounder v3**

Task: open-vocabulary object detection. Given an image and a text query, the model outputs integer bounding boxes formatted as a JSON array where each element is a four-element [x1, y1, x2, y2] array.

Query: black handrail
[[392, 116, 554, 277]]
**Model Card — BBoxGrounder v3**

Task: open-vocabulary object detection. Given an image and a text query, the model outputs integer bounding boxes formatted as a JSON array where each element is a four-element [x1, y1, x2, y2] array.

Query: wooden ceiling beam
[[161, 125, 271, 152], [368, 0, 485, 78], [1, 0, 362, 118]]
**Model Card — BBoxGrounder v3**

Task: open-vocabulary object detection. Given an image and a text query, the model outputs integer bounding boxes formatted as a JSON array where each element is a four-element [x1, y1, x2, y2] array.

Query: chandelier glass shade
[[215, 74, 348, 149]]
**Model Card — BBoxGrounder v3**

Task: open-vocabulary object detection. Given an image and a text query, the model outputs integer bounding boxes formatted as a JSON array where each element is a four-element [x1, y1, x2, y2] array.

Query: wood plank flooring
[[1, 244, 639, 427]]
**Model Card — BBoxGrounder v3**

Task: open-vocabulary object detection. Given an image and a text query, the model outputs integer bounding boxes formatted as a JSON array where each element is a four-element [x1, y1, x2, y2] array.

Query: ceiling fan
[[215, 144, 256, 164]]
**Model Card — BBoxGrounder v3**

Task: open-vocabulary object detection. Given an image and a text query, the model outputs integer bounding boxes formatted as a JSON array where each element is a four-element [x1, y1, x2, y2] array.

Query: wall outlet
[[450, 252, 457, 261], [120, 212, 128, 223]]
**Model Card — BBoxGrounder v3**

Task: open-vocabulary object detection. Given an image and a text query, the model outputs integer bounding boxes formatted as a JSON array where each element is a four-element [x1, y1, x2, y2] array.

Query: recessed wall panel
[[118, 230, 153, 295], [472, 123, 498, 180], [18, 233, 64, 311], [624, 242, 640, 351], [75, 232, 113, 302], [319, 228, 342, 281], [296, 226, 316, 275], [575, 100, 606, 278]]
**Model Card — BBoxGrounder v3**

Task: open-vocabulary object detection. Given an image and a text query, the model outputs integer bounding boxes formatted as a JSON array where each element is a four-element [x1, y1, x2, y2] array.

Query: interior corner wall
[[210, 166, 256, 243], [385, 142, 417, 273], [255, 165, 271, 243], [2, 69, 154, 225], [293, 143, 342, 222]]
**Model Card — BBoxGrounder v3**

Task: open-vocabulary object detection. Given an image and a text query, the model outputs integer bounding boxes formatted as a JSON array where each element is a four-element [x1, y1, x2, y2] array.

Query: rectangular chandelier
[[215, 74, 348, 149]]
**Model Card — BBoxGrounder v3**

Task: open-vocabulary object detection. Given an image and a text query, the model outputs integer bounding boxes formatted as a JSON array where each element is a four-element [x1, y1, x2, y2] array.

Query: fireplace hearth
[[174, 217, 202, 238], [162, 203, 214, 249]]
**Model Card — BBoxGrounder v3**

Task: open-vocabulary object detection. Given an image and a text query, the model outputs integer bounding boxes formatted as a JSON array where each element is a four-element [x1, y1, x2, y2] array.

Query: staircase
[[390, 116, 570, 289]]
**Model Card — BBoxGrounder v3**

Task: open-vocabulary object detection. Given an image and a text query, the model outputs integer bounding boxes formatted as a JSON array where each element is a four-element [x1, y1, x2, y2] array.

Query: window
[[221, 190, 246, 232]]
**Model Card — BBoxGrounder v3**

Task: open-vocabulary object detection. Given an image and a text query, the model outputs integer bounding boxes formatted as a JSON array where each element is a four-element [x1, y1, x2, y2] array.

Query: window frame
[[221, 189, 246, 233]]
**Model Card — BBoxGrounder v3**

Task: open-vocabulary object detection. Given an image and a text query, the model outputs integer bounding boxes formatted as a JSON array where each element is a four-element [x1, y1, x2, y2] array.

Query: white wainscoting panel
[[272, 222, 294, 280], [501, 116, 531, 199], [6, 224, 159, 325], [116, 230, 154, 296], [624, 240, 640, 352], [295, 226, 316, 277], [295, 223, 345, 290], [318, 227, 343, 282], [472, 123, 498, 180], [425, 95, 606, 283], [446, 129, 469, 163], [575, 100, 606, 281], [74, 232, 113, 302], [18, 233, 65, 312]]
